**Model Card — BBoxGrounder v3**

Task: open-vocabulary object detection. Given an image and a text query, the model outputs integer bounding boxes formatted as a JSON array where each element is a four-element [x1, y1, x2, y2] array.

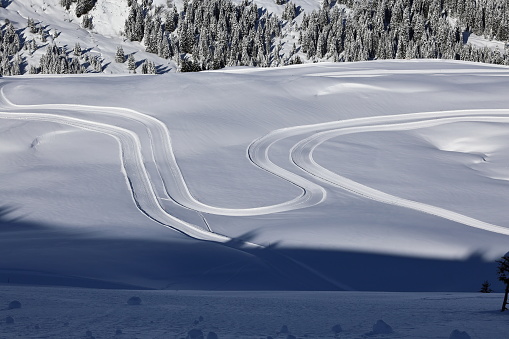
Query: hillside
[[1, 60, 509, 291], [0, 0, 507, 75]]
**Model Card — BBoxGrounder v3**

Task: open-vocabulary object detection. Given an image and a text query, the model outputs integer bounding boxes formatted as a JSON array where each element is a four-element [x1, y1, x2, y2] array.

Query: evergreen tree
[[74, 43, 82, 57], [60, 0, 72, 10], [115, 46, 126, 63], [82, 15, 93, 30], [480, 280, 493, 293], [497, 254, 509, 312], [76, 0, 97, 18], [141, 60, 149, 74], [148, 60, 157, 74], [127, 54, 136, 73]]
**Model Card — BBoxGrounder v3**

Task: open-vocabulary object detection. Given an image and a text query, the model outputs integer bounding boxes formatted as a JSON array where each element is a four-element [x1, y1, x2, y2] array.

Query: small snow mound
[[86, 330, 95, 338], [8, 300, 21, 309], [5, 316, 14, 324], [372, 320, 393, 334], [449, 329, 471, 339], [331, 323, 342, 333], [279, 325, 289, 333], [207, 331, 218, 339], [286, 335, 296, 339], [187, 328, 204, 339], [116, 328, 122, 335], [127, 296, 142, 305]]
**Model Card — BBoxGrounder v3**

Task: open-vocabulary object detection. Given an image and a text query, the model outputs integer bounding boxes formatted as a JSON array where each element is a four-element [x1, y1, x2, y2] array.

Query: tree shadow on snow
[[0, 206, 504, 292], [1, 0, 12, 9]]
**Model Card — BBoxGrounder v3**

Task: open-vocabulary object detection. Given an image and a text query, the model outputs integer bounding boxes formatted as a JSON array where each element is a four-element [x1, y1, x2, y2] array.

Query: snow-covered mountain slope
[[1, 0, 173, 73], [1, 60, 509, 290], [0, 0, 323, 75], [3, 0, 506, 77]]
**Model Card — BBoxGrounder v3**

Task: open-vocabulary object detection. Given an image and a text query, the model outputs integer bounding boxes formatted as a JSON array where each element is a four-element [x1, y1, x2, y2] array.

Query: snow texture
[[0, 286, 505, 339], [7, 300, 21, 310], [449, 329, 472, 339]]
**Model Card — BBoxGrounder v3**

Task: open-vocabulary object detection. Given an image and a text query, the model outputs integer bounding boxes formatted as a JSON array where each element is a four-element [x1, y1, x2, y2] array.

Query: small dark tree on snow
[[127, 54, 136, 73], [115, 46, 125, 63], [480, 280, 493, 293], [497, 253, 509, 311], [81, 15, 93, 30], [60, 0, 72, 10], [74, 43, 82, 57]]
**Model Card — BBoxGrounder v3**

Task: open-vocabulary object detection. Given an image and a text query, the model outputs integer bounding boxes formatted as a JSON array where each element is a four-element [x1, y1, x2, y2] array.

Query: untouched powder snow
[[0, 286, 507, 339], [1, 60, 509, 291]]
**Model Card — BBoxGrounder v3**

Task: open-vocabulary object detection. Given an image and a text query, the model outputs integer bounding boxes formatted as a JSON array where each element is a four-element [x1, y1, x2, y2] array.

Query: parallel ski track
[[0, 84, 325, 217], [290, 110, 509, 235], [0, 106, 232, 243]]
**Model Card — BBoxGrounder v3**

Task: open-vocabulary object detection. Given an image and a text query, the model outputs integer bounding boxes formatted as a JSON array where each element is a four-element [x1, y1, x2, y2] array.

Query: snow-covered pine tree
[[127, 54, 136, 73], [148, 61, 157, 74], [76, 0, 97, 18], [115, 46, 126, 63], [82, 15, 93, 30], [74, 43, 82, 57]]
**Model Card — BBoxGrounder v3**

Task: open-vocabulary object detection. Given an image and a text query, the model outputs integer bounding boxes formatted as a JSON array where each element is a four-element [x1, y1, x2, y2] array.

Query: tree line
[[1, 0, 509, 76]]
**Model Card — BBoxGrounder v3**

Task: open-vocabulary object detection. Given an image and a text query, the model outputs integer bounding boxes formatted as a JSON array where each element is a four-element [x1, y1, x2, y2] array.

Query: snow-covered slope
[[1, 0, 174, 73], [1, 60, 509, 290], [0, 0, 323, 75], [1, 0, 505, 76]]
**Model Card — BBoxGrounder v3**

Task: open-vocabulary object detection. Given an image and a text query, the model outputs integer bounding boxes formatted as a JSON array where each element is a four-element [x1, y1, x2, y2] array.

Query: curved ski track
[[0, 81, 508, 243], [0, 85, 325, 217], [290, 112, 509, 235]]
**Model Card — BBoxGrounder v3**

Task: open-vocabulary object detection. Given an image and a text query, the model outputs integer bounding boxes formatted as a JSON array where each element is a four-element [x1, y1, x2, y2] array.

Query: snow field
[[1, 60, 509, 290], [0, 286, 506, 339]]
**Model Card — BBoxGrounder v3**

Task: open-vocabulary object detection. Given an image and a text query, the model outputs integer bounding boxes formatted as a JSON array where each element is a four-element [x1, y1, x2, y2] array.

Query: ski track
[[290, 112, 509, 236], [0, 77, 509, 245], [0, 84, 325, 217]]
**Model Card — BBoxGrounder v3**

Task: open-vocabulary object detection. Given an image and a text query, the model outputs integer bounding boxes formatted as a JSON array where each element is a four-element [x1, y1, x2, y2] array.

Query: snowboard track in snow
[[1, 80, 509, 246]]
